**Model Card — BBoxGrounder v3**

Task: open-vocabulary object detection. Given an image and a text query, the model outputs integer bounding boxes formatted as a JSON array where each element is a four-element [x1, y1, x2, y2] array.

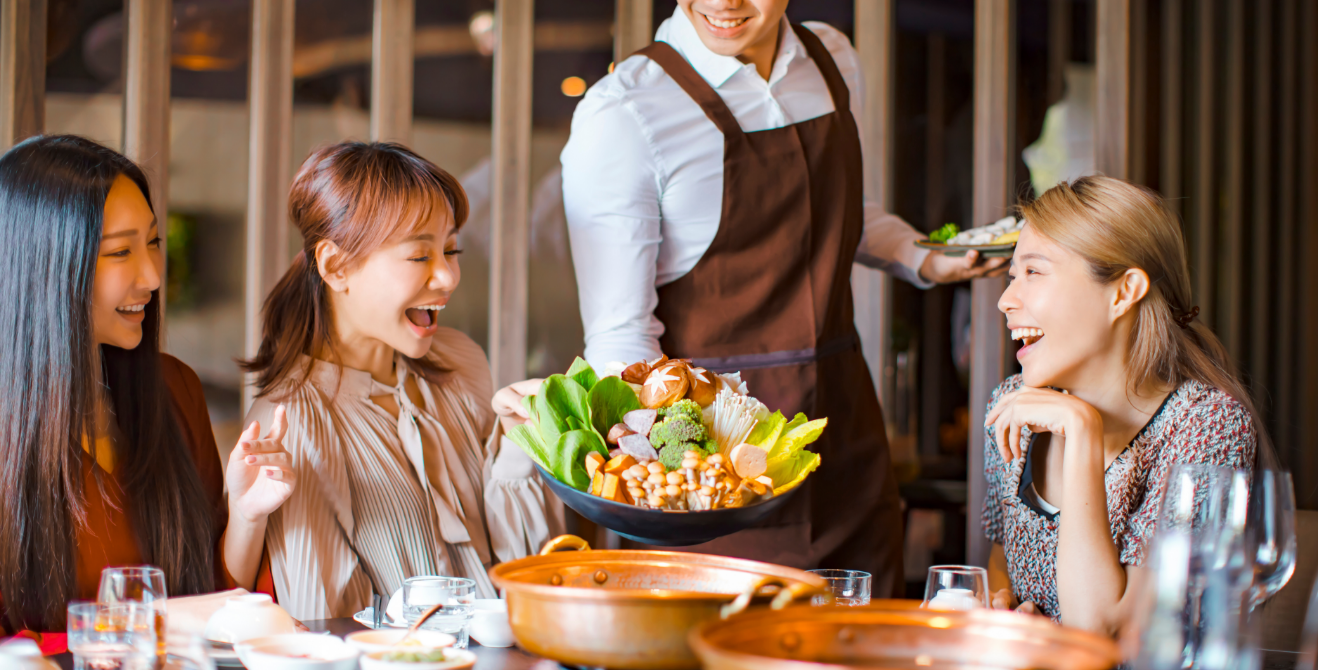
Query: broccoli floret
[[649, 415, 707, 452], [658, 399, 703, 425], [659, 444, 688, 470], [929, 222, 960, 243]]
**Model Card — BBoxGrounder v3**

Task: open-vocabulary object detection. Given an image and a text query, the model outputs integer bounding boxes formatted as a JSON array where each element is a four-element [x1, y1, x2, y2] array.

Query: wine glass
[[98, 566, 167, 663], [1247, 469, 1297, 609], [807, 569, 871, 606], [921, 566, 989, 611]]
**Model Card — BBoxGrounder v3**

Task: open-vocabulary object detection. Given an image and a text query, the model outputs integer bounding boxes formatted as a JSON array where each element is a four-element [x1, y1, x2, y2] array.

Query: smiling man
[[560, 0, 1003, 591]]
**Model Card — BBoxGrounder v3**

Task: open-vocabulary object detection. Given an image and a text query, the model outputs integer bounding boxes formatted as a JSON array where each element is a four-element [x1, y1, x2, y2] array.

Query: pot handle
[[720, 577, 820, 619], [539, 535, 592, 555]]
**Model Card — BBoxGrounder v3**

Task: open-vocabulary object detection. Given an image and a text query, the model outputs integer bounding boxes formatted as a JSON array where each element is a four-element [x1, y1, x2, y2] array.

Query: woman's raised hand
[[226, 404, 297, 522], [984, 386, 1101, 464], [492, 378, 543, 434]]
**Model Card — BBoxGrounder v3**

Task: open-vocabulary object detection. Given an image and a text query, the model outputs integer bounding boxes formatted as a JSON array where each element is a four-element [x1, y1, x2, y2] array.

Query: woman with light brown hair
[[981, 175, 1267, 635], [240, 141, 562, 620]]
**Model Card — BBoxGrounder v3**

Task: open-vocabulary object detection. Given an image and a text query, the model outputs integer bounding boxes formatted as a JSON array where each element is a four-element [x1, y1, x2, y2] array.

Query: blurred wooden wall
[[1131, 0, 1318, 504]]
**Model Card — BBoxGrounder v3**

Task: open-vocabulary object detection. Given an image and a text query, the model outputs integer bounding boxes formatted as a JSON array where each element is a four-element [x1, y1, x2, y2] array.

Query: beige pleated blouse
[[241, 328, 564, 620]]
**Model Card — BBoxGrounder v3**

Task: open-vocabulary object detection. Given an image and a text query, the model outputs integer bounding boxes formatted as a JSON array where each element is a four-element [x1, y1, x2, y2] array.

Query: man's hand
[[919, 249, 1009, 284], [493, 379, 543, 434]]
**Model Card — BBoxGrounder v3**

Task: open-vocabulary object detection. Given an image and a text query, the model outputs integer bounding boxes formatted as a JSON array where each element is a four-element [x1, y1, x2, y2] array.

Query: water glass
[[98, 566, 167, 663], [807, 569, 871, 606], [403, 577, 476, 648], [1247, 469, 1297, 608], [68, 601, 157, 670], [922, 565, 989, 611]]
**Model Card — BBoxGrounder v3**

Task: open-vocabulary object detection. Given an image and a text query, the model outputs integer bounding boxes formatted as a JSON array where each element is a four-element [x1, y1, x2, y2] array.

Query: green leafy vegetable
[[588, 376, 642, 438], [504, 359, 644, 491], [565, 356, 599, 392], [747, 411, 787, 450], [753, 412, 827, 494], [929, 223, 960, 244], [555, 429, 609, 490]]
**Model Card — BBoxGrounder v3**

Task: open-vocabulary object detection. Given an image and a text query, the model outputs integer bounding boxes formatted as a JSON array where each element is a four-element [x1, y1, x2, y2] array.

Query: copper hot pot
[[488, 534, 826, 670]]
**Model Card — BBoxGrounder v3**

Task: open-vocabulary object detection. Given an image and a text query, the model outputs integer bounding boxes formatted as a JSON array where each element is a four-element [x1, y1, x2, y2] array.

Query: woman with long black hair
[[0, 135, 295, 634]]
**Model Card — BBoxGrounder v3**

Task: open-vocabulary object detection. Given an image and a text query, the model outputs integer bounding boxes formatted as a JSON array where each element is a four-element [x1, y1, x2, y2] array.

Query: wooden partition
[[488, 0, 535, 389], [0, 0, 44, 151], [242, 0, 296, 410], [122, 0, 172, 309], [372, 0, 415, 144], [965, 0, 1015, 568]]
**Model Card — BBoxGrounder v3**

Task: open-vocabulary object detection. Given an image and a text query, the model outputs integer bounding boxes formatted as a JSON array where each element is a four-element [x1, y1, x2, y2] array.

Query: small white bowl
[[235, 634, 359, 670], [205, 593, 298, 644], [344, 629, 456, 655], [359, 648, 476, 670], [468, 599, 514, 648]]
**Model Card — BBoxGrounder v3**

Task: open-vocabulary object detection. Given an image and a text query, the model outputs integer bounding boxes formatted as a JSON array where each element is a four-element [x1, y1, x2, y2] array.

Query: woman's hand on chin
[[985, 386, 1102, 463], [226, 404, 297, 523]]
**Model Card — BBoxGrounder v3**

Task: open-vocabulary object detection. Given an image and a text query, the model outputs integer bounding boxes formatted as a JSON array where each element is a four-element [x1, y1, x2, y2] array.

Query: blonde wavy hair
[[1018, 176, 1272, 465]]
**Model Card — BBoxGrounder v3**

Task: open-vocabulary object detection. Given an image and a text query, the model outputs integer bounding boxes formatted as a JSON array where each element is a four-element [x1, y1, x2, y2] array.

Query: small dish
[[235, 634, 359, 670], [359, 648, 476, 670], [344, 629, 457, 655], [353, 607, 407, 630], [468, 598, 514, 648], [204, 593, 298, 644]]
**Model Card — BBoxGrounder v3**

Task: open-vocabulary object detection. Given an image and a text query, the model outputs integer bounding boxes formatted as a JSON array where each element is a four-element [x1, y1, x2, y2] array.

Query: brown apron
[[630, 24, 905, 596]]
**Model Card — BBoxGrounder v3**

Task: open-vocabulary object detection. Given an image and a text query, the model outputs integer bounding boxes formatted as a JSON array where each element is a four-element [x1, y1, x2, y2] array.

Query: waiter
[[558, 0, 1002, 595]]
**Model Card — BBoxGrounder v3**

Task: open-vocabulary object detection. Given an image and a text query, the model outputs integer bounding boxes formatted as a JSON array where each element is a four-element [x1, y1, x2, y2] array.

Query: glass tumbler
[[922, 565, 990, 611], [807, 569, 872, 606], [98, 566, 167, 663], [68, 601, 157, 670], [403, 576, 476, 648]]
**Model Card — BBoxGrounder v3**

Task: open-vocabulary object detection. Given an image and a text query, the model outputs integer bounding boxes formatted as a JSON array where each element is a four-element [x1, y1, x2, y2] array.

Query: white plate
[[353, 607, 408, 629]]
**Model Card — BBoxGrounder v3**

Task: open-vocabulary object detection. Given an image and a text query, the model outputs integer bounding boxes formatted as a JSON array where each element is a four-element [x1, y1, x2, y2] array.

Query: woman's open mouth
[[116, 303, 147, 323], [405, 304, 444, 336], [1011, 327, 1044, 359]]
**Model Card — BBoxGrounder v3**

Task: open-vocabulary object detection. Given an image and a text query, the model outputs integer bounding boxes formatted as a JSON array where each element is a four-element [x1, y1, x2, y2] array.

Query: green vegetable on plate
[[929, 222, 960, 244]]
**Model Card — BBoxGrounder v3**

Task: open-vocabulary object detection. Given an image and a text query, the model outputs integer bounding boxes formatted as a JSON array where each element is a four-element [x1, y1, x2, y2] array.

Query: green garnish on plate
[[929, 223, 959, 244]]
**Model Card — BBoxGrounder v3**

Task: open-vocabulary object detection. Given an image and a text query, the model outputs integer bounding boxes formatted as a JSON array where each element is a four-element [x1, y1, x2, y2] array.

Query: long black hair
[[0, 135, 215, 632]]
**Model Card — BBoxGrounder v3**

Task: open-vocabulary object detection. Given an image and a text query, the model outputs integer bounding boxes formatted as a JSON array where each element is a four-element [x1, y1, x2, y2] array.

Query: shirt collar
[[655, 6, 806, 89]]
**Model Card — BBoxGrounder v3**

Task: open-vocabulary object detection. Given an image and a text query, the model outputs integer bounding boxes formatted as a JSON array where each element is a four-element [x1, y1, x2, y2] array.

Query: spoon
[[394, 602, 445, 648]]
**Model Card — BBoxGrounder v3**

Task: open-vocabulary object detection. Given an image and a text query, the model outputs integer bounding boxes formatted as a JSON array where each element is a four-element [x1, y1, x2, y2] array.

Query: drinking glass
[[68, 601, 157, 670], [1247, 469, 1297, 608], [807, 569, 871, 606], [921, 566, 989, 611], [403, 577, 476, 649], [1132, 464, 1257, 670], [98, 567, 167, 664]]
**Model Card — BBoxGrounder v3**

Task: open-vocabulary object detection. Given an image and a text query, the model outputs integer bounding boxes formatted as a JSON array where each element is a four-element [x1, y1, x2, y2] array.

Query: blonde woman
[[982, 176, 1264, 635]]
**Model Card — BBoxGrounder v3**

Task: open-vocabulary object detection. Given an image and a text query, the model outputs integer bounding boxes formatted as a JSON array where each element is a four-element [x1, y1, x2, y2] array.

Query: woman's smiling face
[[324, 207, 462, 360], [998, 224, 1124, 389], [93, 174, 162, 350]]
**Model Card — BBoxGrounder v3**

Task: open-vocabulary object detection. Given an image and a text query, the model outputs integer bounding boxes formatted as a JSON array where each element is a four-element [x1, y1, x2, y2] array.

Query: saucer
[[353, 607, 408, 630]]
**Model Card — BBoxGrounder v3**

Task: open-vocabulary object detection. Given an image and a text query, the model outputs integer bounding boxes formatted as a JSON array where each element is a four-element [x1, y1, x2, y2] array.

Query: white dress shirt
[[561, 7, 932, 370]]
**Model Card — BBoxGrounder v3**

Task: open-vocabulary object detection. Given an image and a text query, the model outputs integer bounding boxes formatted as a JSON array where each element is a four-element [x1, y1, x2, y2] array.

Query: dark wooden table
[[46, 621, 1304, 669]]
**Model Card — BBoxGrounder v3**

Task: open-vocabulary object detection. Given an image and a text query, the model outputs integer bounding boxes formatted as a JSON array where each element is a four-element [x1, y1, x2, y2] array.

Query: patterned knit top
[[981, 375, 1256, 622]]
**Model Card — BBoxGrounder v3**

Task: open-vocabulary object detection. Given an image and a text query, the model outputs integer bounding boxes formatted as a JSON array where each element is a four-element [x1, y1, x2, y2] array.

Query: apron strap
[[789, 23, 854, 127], [636, 41, 744, 137]]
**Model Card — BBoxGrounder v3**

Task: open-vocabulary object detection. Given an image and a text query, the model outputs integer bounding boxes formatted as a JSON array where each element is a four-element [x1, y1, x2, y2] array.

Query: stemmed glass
[[1246, 469, 1297, 609], [98, 567, 167, 664]]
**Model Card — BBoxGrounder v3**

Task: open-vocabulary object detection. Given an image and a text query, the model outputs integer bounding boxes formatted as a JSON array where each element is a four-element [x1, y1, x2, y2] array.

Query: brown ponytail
[[241, 141, 468, 396], [1019, 176, 1275, 468]]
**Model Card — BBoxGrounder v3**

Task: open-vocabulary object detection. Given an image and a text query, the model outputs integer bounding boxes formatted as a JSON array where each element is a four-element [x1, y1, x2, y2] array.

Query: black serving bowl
[[535, 464, 800, 546]]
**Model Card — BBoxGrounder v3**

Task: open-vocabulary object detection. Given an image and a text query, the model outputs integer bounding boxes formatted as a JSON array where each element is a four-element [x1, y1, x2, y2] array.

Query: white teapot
[[204, 593, 298, 644]]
